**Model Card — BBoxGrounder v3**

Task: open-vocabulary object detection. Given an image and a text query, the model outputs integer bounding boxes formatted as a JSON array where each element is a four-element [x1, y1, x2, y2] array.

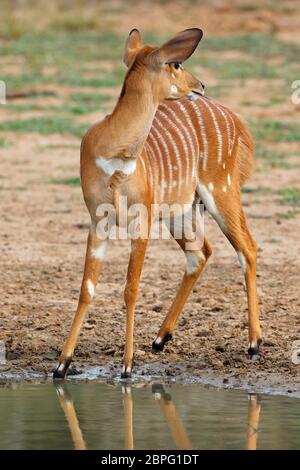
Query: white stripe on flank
[[177, 102, 199, 153], [160, 104, 194, 186], [201, 98, 223, 164], [155, 113, 183, 191], [152, 121, 173, 195], [220, 105, 236, 155], [212, 101, 231, 158], [177, 101, 201, 179], [159, 103, 196, 184], [157, 109, 186, 189], [190, 100, 209, 171], [148, 132, 165, 200]]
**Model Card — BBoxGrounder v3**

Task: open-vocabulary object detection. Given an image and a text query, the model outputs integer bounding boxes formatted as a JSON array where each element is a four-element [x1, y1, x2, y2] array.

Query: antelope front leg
[[53, 228, 107, 379], [122, 238, 148, 378]]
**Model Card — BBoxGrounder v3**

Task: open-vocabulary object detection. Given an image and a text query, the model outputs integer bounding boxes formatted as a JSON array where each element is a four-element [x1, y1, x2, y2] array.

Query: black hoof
[[152, 334, 172, 353], [248, 339, 262, 359], [53, 357, 72, 380], [121, 365, 132, 379]]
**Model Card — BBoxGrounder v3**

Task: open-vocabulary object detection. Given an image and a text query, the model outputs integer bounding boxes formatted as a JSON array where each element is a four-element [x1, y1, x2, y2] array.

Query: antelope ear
[[123, 29, 142, 67], [149, 28, 203, 65]]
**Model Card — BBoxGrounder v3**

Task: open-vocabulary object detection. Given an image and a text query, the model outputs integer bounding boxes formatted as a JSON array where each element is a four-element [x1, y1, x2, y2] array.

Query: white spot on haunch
[[227, 173, 231, 186], [91, 241, 107, 260], [222, 186, 227, 193], [86, 279, 95, 299], [95, 156, 136, 176], [208, 182, 214, 192], [237, 251, 247, 273], [223, 162, 226, 169]]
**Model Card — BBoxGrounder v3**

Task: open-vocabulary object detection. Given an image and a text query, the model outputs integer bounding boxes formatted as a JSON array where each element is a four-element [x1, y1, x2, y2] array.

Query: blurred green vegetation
[[0, 25, 299, 174], [277, 188, 300, 206], [0, 117, 87, 137]]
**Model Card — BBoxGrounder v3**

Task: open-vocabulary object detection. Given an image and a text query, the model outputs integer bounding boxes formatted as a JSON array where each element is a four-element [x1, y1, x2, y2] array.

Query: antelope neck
[[107, 78, 158, 160]]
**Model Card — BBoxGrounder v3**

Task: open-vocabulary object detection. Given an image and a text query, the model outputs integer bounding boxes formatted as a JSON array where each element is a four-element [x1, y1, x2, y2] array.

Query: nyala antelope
[[54, 28, 262, 379]]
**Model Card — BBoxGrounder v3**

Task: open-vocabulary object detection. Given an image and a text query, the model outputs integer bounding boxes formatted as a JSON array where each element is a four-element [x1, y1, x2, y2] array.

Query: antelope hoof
[[121, 364, 132, 379], [152, 334, 172, 353], [53, 357, 72, 380], [248, 338, 262, 359]]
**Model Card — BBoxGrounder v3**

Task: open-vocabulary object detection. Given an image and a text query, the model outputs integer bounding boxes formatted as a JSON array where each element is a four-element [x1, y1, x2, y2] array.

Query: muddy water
[[0, 381, 299, 450]]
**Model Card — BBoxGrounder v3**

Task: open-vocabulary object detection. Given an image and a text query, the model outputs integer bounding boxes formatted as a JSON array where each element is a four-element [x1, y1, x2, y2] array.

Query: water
[[0, 381, 299, 450]]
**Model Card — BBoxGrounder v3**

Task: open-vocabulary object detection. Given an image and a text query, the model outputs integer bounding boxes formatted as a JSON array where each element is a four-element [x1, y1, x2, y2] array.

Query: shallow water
[[0, 381, 299, 450]]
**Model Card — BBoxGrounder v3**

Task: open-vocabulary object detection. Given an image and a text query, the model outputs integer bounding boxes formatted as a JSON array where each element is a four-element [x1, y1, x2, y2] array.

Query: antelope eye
[[174, 63, 181, 70]]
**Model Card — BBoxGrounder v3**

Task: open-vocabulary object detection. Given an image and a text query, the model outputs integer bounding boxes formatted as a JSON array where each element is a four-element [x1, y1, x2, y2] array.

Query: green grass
[[0, 138, 11, 148], [1, 31, 124, 67], [241, 186, 259, 193], [199, 56, 277, 79], [255, 145, 300, 169], [251, 121, 300, 143], [61, 75, 119, 88], [0, 117, 87, 137], [70, 92, 111, 103], [276, 210, 299, 220], [241, 186, 272, 194], [65, 103, 104, 115], [48, 177, 80, 187], [277, 188, 300, 206], [40, 144, 79, 150], [203, 34, 300, 62], [6, 103, 45, 112]]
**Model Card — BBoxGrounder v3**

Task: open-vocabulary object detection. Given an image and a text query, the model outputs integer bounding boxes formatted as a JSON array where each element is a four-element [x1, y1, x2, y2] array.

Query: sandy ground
[[0, 130, 299, 394]]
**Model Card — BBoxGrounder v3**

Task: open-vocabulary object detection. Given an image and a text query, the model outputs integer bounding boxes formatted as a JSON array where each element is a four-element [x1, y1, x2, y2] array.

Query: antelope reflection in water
[[54, 383, 261, 450]]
